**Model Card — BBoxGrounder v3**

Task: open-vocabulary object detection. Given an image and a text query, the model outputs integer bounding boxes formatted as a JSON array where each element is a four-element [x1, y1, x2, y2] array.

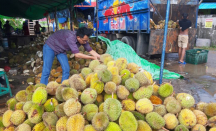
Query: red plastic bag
[[4, 66, 11, 72]]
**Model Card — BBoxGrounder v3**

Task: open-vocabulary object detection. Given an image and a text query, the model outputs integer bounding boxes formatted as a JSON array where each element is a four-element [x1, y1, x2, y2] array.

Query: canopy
[[199, 2, 216, 9], [0, 0, 84, 20]]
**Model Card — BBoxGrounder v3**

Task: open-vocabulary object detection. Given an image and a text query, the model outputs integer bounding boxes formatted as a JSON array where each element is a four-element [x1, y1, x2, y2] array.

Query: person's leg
[[56, 53, 70, 83], [178, 47, 182, 61], [180, 48, 186, 62], [40, 44, 55, 85]]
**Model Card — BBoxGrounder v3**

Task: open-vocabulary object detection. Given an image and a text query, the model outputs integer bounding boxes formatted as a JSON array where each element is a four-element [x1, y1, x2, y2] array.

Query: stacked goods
[[1, 54, 216, 131], [150, 19, 178, 30]]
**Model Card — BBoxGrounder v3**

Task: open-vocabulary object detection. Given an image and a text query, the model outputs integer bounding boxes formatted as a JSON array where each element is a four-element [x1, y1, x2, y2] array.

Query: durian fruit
[[153, 84, 159, 96], [176, 93, 195, 108], [10, 110, 26, 126], [26, 85, 35, 94], [92, 112, 109, 131], [196, 102, 208, 112], [42, 112, 58, 128], [99, 103, 104, 112], [104, 93, 117, 101], [163, 96, 176, 105], [166, 99, 181, 114], [66, 114, 85, 131], [120, 69, 131, 85], [15, 90, 27, 102], [191, 124, 206, 131], [128, 93, 135, 100], [2, 110, 13, 127], [61, 87, 78, 101], [149, 95, 162, 104], [121, 99, 135, 111], [137, 120, 152, 131], [15, 123, 31, 131], [32, 88, 47, 104], [164, 113, 179, 130], [0, 116, 3, 128], [104, 82, 117, 94], [127, 63, 139, 74], [178, 109, 197, 128], [55, 85, 65, 102], [84, 124, 97, 131], [43, 98, 58, 112], [96, 94, 104, 104], [28, 103, 44, 124], [55, 103, 66, 118], [107, 61, 115, 67], [207, 116, 216, 127], [98, 69, 112, 83], [193, 110, 207, 125], [125, 78, 140, 92], [204, 103, 216, 117], [15, 102, 25, 110], [115, 58, 127, 72], [69, 75, 86, 91], [89, 60, 100, 70], [34, 83, 46, 90], [94, 64, 107, 73], [6, 98, 17, 111], [63, 98, 81, 117], [23, 101, 33, 113], [136, 98, 153, 114], [90, 73, 104, 94], [81, 68, 92, 78], [85, 73, 94, 87], [133, 85, 153, 100], [153, 105, 167, 116], [107, 66, 119, 76], [105, 122, 122, 131], [112, 75, 121, 85], [43, 126, 56, 131], [146, 112, 166, 130], [174, 125, 189, 131], [62, 79, 70, 86], [82, 104, 98, 121], [142, 70, 153, 84], [56, 116, 68, 131], [23, 119, 35, 128], [103, 98, 122, 121], [100, 54, 114, 65], [131, 111, 145, 121], [81, 88, 97, 104], [46, 81, 59, 95], [116, 85, 129, 100], [158, 83, 173, 98], [119, 111, 138, 131], [135, 72, 150, 86]]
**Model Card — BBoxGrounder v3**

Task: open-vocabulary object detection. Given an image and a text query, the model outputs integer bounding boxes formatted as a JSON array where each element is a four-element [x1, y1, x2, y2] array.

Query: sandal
[[179, 61, 186, 65]]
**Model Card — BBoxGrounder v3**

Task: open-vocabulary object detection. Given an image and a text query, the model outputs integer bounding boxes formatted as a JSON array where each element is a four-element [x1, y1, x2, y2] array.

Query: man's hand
[[89, 50, 101, 59]]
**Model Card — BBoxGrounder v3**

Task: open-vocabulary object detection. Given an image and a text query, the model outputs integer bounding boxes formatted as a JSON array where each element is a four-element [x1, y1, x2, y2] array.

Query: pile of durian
[[1, 54, 216, 131], [150, 19, 178, 30]]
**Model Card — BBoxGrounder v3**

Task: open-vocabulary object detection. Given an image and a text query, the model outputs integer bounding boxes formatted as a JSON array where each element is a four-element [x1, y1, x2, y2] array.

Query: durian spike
[[162, 127, 169, 131]]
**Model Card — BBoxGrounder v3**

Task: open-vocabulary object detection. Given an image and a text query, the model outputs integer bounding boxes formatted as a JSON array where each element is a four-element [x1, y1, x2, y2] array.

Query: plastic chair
[[0, 70, 12, 97]]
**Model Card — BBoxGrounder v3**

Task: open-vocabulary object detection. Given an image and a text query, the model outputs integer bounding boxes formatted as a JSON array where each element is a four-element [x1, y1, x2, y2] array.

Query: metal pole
[[96, 0, 99, 42], [159, 0, 170, 84]]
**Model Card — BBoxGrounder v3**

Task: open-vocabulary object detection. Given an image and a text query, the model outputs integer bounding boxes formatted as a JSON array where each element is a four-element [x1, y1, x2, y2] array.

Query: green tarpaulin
[[98, 36, 181, 80], [0, 0, 84, 20]]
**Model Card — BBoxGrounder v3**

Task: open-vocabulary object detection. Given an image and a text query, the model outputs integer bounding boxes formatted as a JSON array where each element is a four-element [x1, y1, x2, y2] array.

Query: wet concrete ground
[[0, 51, 216, 111], [150, 50, 216, 103]]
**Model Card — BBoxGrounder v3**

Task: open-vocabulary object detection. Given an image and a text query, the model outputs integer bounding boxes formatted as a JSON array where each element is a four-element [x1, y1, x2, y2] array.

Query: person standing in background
[[22, 22, 29, 36], [3, 20, 11, 36], [34, 21, 41, 35], [177, 13, 192, 64]]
